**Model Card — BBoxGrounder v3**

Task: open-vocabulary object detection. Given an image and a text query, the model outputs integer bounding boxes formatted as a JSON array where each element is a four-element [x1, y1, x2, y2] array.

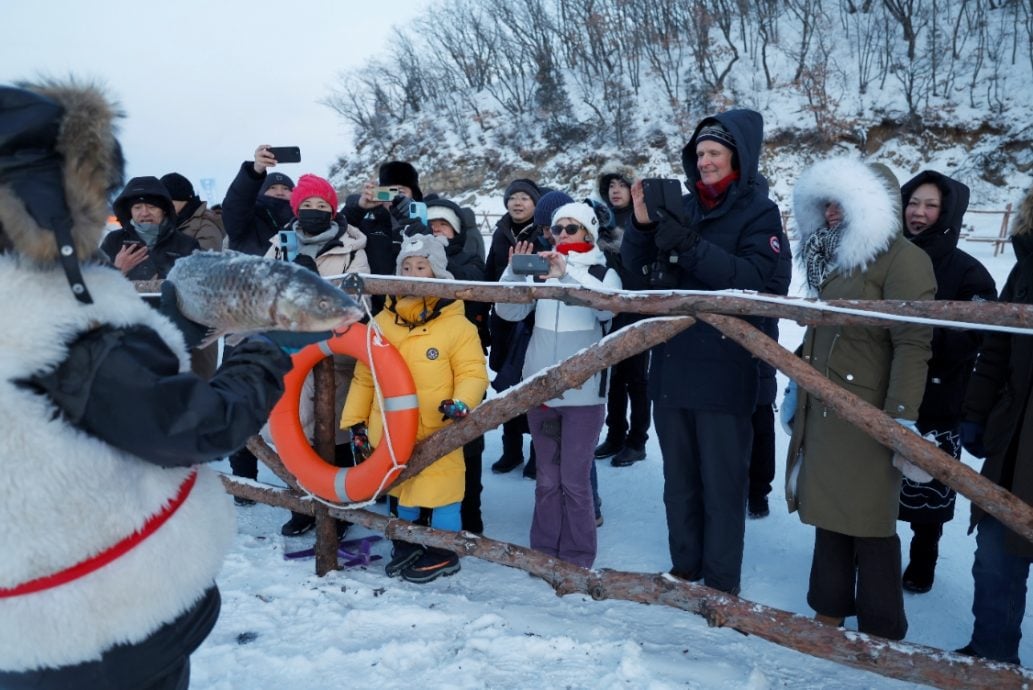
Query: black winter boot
[[902, 522, 942, 593], [522, 444, 537, 479], [491, 433, 524, 474], [594, 437, 624, 459]]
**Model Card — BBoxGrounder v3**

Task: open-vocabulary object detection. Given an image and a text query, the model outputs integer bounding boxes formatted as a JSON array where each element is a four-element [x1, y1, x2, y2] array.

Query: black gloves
[[960, 421, 987, 459], [653, 208, 699, 253], [291, 254, 319, 274], [159, 281, 208, 350]]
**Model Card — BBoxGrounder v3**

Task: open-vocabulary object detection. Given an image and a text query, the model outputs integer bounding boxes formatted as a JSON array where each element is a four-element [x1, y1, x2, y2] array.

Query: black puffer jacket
[[484, 213, 549, 282], [222, 162, 295, 256], [100, 223, 198, 280], [964, 229, 1033, 555], [621, 109, 783, 415], [902, 171, 997, 426]]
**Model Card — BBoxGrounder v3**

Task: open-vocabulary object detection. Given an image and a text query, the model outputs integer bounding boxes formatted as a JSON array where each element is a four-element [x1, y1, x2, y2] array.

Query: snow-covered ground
[[197, 239, 1026, 689]]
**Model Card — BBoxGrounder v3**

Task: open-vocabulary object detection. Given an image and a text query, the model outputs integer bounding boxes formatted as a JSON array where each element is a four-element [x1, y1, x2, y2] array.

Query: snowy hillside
[[194, 240, 1028, 689], [325, 0, 1033, 217]]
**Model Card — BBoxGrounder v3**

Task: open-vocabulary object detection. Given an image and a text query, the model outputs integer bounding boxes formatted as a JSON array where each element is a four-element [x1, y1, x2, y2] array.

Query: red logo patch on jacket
[[769, 236, 781, 254]]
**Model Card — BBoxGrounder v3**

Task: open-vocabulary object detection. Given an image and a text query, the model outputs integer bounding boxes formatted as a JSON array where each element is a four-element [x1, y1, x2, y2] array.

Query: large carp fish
[[166, 250, 364, 346]]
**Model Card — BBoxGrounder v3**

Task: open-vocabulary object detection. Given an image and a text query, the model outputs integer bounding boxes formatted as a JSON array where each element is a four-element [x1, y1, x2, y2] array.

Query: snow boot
[[902, 522, 942, 593], [747, 495, 770, 519], [611, 445, 646, 467], [594, 437, 623, 459], [522, 445, 537, 479], [385, 540, 425, 578], [401, 547, 461, 583], [491, 433, 524, 474], [280, 512, 315, 537]]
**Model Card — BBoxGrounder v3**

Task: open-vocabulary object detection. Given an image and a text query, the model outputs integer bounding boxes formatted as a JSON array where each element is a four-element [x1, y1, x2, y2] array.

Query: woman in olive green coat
[[783, 158, 935, 640]]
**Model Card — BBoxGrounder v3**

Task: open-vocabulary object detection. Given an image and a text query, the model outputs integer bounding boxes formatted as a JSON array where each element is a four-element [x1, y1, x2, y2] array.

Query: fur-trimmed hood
[[596, 162, 636, 203], [1013, 183, 1033, 238], [793, 157, 902, 282], [0, 80, 122, 264]]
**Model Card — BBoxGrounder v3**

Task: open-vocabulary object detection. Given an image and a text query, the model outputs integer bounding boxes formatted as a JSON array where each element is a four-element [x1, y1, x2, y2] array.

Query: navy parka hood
[[900, 170, 970, 261], [681, 109, 765, 193]]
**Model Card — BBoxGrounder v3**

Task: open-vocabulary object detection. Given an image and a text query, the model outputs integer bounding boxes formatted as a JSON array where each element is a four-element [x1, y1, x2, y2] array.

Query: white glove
[[891, 418, 934, 483], [779, 380, 798, 437]]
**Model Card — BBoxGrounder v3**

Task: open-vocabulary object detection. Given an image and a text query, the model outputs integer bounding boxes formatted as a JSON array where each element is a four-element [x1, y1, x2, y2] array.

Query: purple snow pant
[[528, 404, 605, 568]]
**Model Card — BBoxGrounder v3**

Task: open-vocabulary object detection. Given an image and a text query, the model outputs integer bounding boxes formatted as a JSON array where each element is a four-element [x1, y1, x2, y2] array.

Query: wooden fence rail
[[135, 275, 1033, 688]]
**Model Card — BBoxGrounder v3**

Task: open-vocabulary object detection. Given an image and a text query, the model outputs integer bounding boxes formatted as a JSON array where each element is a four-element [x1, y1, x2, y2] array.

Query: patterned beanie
[[396, 233, 454, 279]]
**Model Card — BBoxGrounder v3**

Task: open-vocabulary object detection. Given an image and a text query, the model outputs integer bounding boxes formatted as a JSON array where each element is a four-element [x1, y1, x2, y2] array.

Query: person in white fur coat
[[0, 82, 293, 689]]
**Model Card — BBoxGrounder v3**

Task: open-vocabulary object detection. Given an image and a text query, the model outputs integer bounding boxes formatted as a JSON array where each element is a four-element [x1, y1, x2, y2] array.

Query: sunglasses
[[550, 223, 585, 236]]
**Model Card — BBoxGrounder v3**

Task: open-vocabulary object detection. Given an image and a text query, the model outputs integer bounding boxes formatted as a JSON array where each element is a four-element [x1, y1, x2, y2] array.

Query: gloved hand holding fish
[[164, 250, 365, 348]]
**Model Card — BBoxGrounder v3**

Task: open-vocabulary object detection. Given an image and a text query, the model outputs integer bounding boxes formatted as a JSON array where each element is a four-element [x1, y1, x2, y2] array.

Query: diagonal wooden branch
[[218, 477, 1033, 690], [697, 312, 1033, 545], [397, 315, 696, 482]]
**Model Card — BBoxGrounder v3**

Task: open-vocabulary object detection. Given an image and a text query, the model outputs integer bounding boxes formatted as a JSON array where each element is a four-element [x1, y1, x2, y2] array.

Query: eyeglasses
[[550, 223, 585, 236]]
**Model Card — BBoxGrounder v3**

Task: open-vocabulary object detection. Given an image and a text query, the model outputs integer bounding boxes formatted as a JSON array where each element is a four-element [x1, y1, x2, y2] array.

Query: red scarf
[[554, 242, 594, 255], [694, 171, 740, 210]]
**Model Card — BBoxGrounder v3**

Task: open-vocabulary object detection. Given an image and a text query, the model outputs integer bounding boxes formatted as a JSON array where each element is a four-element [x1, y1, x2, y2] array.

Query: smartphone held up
[[266, 146, 301, 164]]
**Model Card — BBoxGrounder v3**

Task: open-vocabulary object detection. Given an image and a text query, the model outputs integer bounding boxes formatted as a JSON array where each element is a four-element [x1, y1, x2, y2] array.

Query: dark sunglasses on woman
[[550, 223, 585, 236]]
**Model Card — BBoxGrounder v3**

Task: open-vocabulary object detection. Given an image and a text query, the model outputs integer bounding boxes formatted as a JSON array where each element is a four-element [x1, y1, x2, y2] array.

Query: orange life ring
[[268, 325, 419, 503]]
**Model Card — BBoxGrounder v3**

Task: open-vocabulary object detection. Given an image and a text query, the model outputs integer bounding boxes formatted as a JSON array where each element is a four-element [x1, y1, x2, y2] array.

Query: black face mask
[[297, 208, 333, 235]]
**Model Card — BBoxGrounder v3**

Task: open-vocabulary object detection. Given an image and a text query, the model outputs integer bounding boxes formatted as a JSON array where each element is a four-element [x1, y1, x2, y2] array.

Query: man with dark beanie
[[221, 145, 296, 256], [485, 178, 547, 476], [219, 146, 296, 494], [160, 172, 225, 251]]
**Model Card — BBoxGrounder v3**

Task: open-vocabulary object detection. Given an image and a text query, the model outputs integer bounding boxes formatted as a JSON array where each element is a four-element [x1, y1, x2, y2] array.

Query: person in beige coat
[[782, 158, 935, 640], [263, 173, 371, 536]]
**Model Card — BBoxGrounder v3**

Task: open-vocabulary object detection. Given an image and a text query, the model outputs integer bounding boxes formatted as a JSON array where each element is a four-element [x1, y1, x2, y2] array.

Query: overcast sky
[[3, 1, 430, 202]]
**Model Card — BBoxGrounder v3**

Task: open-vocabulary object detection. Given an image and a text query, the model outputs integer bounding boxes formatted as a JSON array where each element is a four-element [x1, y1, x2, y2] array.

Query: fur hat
[[426, 205, 462, 235], [258, 171, 294, 196], [379, 160, 422, 201], [0, 80, 124, 303], [396, 232, 453, 279], [160, 172, 195, 201], [112, 176, 176, 228], [290, 174, 338, 216], [504, 178, 542, 205], [534, 190, 574, 227], [597, 163, 636, 202], [551, 201, 600, 242]]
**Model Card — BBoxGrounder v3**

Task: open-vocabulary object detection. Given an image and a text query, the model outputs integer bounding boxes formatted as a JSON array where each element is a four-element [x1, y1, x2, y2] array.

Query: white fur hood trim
[[793, 157, 902, 280]]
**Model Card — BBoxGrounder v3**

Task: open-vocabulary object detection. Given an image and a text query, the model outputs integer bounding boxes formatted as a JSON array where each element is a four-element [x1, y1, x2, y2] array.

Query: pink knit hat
[[289, 174, 338, 217]]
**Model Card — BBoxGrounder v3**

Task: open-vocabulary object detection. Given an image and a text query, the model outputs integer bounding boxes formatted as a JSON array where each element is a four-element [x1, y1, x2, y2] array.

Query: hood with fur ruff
[[0, 80, 123, 265], [793, 157, 902, 291]]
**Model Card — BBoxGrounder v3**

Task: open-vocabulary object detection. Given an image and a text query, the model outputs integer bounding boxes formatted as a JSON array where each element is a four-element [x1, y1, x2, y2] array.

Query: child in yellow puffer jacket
[[340, 233, 488, 583]]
